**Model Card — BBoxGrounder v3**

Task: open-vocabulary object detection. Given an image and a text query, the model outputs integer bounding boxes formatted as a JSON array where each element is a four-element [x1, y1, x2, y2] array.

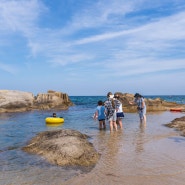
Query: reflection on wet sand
[[64, 116, 185, 185], [135, 123, 146, 153]]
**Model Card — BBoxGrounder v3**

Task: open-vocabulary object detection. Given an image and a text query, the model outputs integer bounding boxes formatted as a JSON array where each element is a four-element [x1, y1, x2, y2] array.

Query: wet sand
[[64, 112, 185, 185], [1, 111, 185, 185]]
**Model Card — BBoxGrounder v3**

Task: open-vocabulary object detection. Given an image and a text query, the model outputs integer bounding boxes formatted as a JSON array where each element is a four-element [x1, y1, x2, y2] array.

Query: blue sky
[[0, 0, 185, 96]]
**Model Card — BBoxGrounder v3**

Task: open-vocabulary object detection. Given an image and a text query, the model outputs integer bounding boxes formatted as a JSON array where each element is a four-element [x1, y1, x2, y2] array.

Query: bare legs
[[99, 120, 106, 130], [109, 120, 117, 132], [117, 118, 123, 129], [140, 114, 146, 126]]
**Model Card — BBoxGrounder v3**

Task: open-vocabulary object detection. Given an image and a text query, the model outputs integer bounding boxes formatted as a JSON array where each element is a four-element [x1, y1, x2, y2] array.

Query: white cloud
[[0, 0, 45, 33], [0, 62, 18, 74], [0, 0, 185, 94]]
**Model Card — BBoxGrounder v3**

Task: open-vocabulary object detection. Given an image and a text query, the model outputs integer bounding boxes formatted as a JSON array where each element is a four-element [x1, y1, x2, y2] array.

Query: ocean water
[[0, 95, 185, 185]]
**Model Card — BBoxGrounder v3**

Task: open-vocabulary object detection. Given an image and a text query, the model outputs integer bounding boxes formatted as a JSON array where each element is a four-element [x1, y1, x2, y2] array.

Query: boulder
[[0, 90, 73, 113], [165, 116, 185, 137], [0, 90, 34, 112], [33, 90, 73, 110], [22, 129, 100, 166]]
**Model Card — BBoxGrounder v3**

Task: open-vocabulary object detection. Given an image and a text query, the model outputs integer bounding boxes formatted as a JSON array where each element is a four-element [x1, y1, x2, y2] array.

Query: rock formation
[[0, 90, 34, 112], [165, 116, 185, 137], [1, 90, 184, 113], [0, 90, 73, 113], [22, 129, 100, 166], [115, 93, 185, 112], [33, 90, 73, 110]]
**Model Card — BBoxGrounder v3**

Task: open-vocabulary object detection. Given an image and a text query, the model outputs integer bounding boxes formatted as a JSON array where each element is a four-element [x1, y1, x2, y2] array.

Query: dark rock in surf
[[165, 116, 185, 137]]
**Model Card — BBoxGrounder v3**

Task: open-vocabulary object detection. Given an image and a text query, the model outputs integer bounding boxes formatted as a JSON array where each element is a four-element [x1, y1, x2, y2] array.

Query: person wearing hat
[[104, 92, 118, 132], [129, 93, 146, 125]]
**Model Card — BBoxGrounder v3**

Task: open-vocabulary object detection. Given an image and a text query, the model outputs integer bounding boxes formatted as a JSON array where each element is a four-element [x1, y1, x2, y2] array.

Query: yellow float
[[45, 117, 64, 124]]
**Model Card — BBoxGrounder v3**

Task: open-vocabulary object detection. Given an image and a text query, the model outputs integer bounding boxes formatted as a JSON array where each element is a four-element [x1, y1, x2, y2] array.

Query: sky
[[0, 0, 185, 96]]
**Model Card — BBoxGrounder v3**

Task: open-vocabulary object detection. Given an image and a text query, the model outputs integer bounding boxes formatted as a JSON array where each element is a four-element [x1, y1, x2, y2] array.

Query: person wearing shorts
[[104, 92, 117, 132], [93, 100, 106, 130], [114, 93, 124, 130], [129, 93, 146, 125]]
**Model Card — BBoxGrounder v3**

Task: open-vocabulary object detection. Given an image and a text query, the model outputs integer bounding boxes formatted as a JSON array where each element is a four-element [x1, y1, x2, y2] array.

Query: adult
[[104, 92, 117, 132], [129, 93, 146, 124]]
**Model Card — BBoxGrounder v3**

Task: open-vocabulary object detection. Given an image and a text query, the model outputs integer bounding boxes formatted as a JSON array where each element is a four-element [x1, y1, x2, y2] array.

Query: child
[[114, 93, 124, 130], [93, 100, 106, 130]]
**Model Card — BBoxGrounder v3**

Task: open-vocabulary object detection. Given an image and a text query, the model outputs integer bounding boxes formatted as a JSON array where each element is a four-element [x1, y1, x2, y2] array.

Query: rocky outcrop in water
[[0, 90, 73, 113], [1, 90, 184, 113], [165, 116, 185, 137], [22, 129, 100, 166], [33, 90, 73, 110], [115, 93, 185, 112]]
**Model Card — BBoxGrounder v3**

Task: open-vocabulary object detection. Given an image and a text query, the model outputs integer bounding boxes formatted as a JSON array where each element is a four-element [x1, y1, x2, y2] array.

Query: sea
[[0, 95, 185, 185]]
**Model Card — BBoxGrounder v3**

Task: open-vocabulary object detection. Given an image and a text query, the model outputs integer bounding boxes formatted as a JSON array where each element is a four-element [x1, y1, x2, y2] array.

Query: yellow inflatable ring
[[45, 117, 64, 124]]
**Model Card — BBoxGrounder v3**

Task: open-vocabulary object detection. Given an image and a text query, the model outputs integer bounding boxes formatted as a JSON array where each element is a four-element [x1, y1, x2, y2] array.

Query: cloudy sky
[[0, 0, 185, 96]]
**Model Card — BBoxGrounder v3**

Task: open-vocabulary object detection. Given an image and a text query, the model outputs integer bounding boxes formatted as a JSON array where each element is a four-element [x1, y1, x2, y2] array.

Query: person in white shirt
[[114, 94, 124, 130]]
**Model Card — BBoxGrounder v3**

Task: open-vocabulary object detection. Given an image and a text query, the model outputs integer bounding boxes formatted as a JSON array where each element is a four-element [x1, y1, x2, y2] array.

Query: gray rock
[[0, 90, 34, 112]]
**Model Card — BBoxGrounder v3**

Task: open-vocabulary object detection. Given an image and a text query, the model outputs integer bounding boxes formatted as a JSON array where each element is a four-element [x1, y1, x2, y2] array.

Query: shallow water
[[0, 96, 185, 185], [63, 111, 185, 185]]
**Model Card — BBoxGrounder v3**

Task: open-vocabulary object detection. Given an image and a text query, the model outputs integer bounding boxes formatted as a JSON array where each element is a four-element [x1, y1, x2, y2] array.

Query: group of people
[[93, 92, 146, 132]]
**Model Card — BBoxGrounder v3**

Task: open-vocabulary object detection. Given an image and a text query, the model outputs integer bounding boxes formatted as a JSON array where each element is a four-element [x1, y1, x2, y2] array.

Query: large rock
[[0, 90, 34, 112], [0, 90, 73, 113], [1, 90, 184, 113], [33, 90, 73, 110], [165, 116, 185, 137], [22, 129, 100, 166], [115, 93, 185, 112]]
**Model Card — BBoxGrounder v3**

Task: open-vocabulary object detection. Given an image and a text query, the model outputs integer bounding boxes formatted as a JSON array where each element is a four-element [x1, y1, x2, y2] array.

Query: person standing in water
[[114, 93, 124, 130], [129, 93, 146, 125], [104, 92, 117, 132], [93, 100, 106, 130]]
